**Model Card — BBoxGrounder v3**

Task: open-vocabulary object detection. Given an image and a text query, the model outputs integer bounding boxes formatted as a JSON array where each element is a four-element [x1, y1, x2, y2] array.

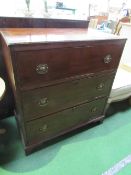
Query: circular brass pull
[[39, 97, 48, 107], [97, 83, 105, 90], [39, 124, 47, 133], [104, 54, 112, 64], [91, 107, 97, 113], [36, 64, 48, 74]]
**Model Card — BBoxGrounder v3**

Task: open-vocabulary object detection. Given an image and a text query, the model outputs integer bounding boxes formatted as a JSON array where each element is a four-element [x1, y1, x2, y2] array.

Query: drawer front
[[26, 98, 106, 144], [22, 73, 114, 121], [15, 41, 124, 90]]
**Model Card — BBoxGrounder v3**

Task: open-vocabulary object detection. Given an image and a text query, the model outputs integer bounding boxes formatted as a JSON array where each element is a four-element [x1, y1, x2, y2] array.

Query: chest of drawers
[[0, 28, 126, 155]]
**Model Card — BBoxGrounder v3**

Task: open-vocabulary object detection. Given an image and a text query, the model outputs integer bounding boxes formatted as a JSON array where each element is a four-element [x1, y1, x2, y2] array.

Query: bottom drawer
[[26, 98, 107, 144]]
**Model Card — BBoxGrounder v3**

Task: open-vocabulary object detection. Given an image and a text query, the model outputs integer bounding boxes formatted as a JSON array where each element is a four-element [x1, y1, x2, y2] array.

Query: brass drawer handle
[[104, 54, 112, 64], [39, 97, 48, 107], [36, 64, 48, 74], [39, 124, 47, 133], [91, 107, 97, 113], [97, 83, 105, 90]]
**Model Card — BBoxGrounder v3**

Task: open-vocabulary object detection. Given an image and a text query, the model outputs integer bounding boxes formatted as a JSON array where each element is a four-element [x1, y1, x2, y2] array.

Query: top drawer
[[15, 42, 124, 90]]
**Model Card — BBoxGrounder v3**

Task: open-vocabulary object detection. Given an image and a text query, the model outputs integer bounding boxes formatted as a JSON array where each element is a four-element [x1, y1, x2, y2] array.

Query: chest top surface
[[0, 28, 125, 46]]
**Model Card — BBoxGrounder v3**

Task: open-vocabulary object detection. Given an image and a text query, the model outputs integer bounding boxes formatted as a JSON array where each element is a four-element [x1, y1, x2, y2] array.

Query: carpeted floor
[[0, 100, 131, 175]]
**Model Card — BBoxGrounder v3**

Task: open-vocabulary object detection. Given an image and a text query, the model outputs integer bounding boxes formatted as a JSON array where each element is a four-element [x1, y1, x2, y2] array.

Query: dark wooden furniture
[[0, 17, 89, 28], [0, 34, 14, 119], [0, 28, 126, 154], [0, 17, 89, 119]]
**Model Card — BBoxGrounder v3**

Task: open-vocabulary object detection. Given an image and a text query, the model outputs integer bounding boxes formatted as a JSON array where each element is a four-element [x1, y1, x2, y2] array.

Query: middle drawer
[[22, 73, 114, 121]]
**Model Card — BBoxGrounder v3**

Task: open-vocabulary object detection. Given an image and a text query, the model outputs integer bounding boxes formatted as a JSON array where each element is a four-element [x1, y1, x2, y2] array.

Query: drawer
[[26, 98, 106, 144], [22, 73, 114, 121], [15, 41, 124, 90]]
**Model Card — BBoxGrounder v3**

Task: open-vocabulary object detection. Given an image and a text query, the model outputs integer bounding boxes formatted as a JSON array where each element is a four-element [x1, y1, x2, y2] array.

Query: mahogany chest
[[0, 28, 126, 154]]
